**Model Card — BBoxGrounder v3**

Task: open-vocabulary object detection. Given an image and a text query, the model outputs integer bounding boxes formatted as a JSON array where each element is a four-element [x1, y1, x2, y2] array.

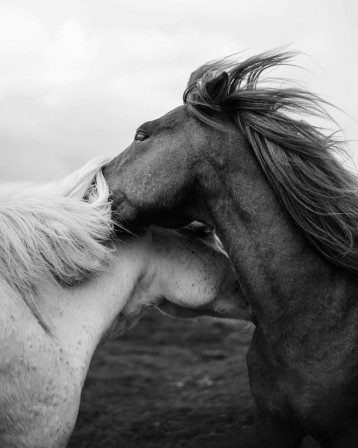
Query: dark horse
[[104, 51, 358, 448]]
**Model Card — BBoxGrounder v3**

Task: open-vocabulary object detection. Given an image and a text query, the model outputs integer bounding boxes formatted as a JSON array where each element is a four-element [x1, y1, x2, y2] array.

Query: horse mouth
[[156, 300, 216, 319]]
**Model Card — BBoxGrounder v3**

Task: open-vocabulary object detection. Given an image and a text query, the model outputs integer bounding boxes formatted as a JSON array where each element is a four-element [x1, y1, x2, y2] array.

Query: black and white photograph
[[0, 1, 357, 447]]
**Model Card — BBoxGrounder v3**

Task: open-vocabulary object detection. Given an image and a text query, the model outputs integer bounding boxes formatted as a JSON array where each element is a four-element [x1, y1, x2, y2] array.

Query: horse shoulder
[[0, 289, 82, 448]]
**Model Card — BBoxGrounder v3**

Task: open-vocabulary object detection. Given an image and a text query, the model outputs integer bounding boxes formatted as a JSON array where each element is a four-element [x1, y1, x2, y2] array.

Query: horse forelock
[[184, 49, 358, 275], [0, 157, 118, 330]]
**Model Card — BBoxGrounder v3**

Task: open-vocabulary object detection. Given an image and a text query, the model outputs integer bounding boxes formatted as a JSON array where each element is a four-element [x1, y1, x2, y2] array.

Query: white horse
[[0, 159, 250, 448]]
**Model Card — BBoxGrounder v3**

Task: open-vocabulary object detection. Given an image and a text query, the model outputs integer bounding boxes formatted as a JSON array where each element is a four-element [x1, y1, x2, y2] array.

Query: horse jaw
[[156, 301, 210, 319], [156, 296, 251, 321]]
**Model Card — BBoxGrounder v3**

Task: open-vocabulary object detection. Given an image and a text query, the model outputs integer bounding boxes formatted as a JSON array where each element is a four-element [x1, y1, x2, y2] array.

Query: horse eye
[[134, 131, 147, 142]]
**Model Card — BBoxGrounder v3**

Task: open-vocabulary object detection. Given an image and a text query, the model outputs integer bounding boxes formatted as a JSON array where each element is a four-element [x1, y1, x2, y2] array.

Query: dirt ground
[[68, 309, 319, 448]]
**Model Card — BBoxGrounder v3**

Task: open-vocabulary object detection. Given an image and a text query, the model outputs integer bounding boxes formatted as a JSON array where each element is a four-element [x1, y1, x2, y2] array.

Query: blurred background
[[0, 0, 357, 182]]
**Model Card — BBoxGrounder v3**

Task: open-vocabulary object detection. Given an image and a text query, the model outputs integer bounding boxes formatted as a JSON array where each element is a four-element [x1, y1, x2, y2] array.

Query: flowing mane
[[184, 50, 358, 275], [0, 158, 116, 328]]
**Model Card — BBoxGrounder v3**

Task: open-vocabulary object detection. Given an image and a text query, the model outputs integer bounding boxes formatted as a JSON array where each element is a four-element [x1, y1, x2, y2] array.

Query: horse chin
[[150, 204, 214, 230], [111, 200, 139, 228], [156, 300, 220, 320], [151, 212, 197, 229]]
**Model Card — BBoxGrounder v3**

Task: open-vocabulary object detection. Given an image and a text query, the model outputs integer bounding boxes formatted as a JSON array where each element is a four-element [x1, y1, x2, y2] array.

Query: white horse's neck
[[37, 236, 155, 377], [0, 227, 244, 448], [0, 236, 154, 448]]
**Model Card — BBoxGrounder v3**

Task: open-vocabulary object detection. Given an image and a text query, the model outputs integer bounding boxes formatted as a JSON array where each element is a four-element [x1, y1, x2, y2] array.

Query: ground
[[68, 309, 319, 448]]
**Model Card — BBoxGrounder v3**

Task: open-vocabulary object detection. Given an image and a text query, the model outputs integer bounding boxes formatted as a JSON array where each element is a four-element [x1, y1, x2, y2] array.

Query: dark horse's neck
[[193, 126, 358, 443], [192, 126, 357, 338]]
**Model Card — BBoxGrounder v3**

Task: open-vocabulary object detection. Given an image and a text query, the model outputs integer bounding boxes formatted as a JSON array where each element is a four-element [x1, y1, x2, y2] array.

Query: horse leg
[[253, 408, 304, 448]]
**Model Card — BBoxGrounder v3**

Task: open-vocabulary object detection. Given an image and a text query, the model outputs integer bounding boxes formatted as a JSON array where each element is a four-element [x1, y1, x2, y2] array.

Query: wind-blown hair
[[0, 158, 116, 328], [184, 50, 358, 275]]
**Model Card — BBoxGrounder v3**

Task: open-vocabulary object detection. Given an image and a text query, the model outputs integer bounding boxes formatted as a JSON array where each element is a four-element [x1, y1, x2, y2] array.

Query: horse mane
[[0, 157, 117, 330], [184, 50, 358, 275]]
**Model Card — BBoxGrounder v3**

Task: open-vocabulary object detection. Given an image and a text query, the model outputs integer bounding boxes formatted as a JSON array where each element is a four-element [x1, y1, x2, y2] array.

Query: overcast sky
[[0, 0, 357, 181]]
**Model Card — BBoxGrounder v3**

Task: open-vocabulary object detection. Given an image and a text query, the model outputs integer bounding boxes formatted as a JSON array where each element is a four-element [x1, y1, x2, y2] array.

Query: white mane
[[0, 157, 116, 327]]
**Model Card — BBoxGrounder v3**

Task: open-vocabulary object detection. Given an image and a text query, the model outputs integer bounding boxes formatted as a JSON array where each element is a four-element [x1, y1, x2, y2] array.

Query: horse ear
[[205, 72, 229, 100]]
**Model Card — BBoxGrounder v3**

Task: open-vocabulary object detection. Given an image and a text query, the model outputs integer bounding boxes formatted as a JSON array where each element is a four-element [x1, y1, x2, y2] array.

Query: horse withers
[[104, 51, 358, 447], [0, 159, 248, 448]]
